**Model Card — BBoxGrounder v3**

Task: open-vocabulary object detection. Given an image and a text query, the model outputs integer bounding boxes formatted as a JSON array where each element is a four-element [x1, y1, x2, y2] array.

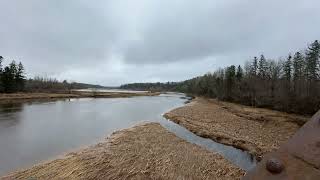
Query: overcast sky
[[1, 0, 319, 86]]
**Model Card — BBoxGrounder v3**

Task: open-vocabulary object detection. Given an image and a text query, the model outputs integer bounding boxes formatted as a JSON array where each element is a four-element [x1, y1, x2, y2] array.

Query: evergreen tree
[[305, 40, 320, 81], [1, 66, 16, 93], [283, 55, 292, 82], [305, 40, 320, 96], [225, 65, 236, 99], [249, 57, 259, 105], [0, 60, 24, 93], [258, 54, 268, 79], [215, 68, 225, 99], [9, 61, 18, 92], [9, 61, 17, 76], [251, 57, 258, 76], [236, 65, 243, 81], [293, 52, 304, 81], [0, 57, 26, 93], [282, 55, 293, 110], [267, 60, 281, 98], [292, 52, 305, 94], [15, 62, 26, 91]]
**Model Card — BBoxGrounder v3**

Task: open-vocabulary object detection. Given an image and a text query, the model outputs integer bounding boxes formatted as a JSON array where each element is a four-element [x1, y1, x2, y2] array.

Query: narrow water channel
[[0, 94, 256, 175]]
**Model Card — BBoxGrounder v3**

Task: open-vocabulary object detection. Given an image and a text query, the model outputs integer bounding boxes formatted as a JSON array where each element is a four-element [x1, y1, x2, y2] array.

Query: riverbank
[[0, 91, 160, 104], [164, 98, 308, 160], [2, 123, 244, 180]]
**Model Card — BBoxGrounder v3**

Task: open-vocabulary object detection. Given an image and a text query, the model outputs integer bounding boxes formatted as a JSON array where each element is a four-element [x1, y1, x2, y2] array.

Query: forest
[[0, 56, 105, 93], [0, 56, 25, 93], [121, 40, 320, 115]]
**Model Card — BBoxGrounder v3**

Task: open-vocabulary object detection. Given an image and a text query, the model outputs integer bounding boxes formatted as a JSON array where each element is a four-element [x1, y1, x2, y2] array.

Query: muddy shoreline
[[0, 92, 160, 104], [2, 123, 244, 180], [164, 98, 307, 160]]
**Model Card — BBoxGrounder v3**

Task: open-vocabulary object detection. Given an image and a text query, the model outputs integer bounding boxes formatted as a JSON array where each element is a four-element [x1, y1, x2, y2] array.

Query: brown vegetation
[[164, 98, 307, 160], [2, 123, 244, 180], [0, 91, 160, 104]]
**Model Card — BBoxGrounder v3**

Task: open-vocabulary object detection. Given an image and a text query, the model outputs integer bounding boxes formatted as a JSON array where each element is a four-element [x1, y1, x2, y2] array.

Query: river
[[0, 94, 256, 175]]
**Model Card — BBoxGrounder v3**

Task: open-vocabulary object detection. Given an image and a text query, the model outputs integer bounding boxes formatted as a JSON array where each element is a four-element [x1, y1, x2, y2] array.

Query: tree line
[[25, 77, 106, 93], [121, 40, 320, 115], [0, 56, 105, 93], [120, 82, 179, 92], [0, 56, 26, 93]]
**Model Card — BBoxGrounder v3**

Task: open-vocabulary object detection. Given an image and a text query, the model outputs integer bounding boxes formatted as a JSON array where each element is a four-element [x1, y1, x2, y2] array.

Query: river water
[[0, 94, 256, 175]]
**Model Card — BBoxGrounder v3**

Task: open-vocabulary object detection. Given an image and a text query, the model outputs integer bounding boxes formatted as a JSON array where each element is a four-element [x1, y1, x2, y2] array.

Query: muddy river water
[[0, 94, 256, 175]]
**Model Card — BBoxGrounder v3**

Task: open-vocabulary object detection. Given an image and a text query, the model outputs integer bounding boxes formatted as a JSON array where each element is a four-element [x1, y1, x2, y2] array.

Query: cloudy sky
[[1, 0, 319, 86]]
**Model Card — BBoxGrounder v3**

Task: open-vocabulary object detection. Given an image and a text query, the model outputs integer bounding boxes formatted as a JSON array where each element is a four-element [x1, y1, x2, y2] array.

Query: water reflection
[[0, 95, 256, 175], [159, 119, 257, 171], [0, 103, 24, 114], [0, 103, 24, 128], [0, 96, 186, 175]]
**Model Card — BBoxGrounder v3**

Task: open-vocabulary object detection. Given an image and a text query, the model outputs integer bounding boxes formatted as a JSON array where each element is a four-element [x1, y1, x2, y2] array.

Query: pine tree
[[0, 60, 20, 93], [9, 61, 17, 76], [251, 57, 258, 76], [248, 57, 259, 106], [258, 54, 268, 79], [292, 52, 305, 95], [0, 59, 26, 93], [10, 61, 18, 92], [225, 65, 236, 99], [268, 60, 281, 99], [283, 55, 292, 82], [304, 40, 320, 96], [15, 62, 26, 91], [293, 52, 304, 81], [2, 66, 15, 93], [305, 40, 320, 81], [236, 65, 243, 81]]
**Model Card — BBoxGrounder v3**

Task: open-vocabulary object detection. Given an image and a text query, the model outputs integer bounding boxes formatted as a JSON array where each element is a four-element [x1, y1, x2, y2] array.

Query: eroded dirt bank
[[2, 123, 244, 180], [164, 98, 308, 159]]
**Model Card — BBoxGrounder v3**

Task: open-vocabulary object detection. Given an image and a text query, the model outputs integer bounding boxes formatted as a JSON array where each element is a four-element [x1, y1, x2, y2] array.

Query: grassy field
[[2, 123, 243, 180], [164, 98, 309, 160]]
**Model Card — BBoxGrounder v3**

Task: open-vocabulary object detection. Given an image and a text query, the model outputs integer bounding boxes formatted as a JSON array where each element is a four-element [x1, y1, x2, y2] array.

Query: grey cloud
[[123, 0, 320, 64], [1, 0, 320, 85], [1, 0, 117, 73]]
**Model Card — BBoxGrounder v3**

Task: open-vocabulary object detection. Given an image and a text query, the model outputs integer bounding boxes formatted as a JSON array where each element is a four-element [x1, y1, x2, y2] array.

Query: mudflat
[[2, 123, 244, 180], [164, 98, 308, 159]]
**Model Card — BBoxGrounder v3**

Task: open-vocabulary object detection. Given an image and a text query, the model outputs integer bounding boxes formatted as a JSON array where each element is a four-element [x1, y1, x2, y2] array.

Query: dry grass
[[2, 123, 244, 180], [164, 98, 307, 160], [213, 99, 309, 126], [0, 92, 160, 103]]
